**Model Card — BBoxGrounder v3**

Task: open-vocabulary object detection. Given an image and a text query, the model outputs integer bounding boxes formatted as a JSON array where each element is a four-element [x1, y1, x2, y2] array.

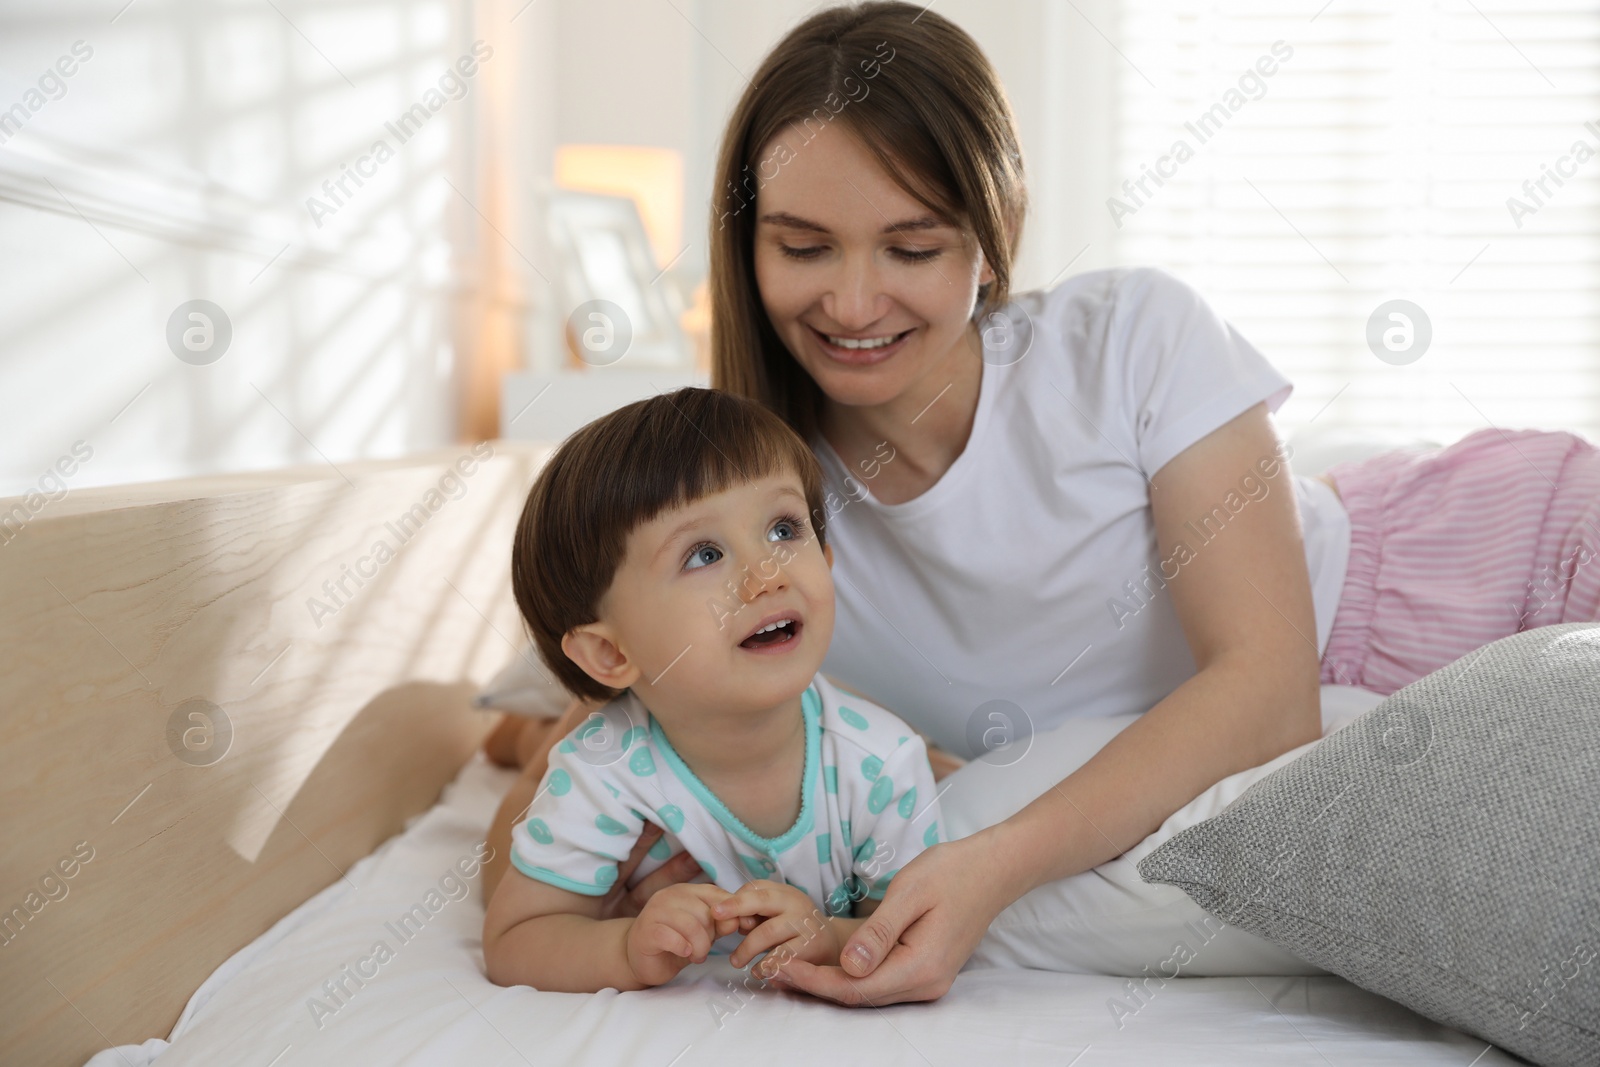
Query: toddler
[[481, 387, 942, 993]]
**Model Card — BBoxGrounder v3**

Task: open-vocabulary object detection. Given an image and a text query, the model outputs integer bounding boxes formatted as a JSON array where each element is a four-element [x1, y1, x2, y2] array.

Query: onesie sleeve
[[1110, 267, 1294, 479], [507, 706, 650, 896], [847, 733, 942, 902]]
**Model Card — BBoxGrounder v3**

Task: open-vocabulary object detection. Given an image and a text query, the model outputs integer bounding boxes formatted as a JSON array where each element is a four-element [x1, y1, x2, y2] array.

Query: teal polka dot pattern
[[510, 680, 944, 927], [740, 853, 777, 878], [867, 774, 893, 814], [853, 837, 877, 865], [629, 747, 656, 777]]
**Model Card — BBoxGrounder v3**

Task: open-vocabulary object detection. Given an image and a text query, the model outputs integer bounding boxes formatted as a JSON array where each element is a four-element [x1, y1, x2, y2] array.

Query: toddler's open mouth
[[738, 614, 802, 652]]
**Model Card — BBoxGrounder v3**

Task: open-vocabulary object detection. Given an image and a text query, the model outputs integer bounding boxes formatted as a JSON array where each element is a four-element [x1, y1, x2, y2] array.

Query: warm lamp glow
[[554, 144, 684, 269]]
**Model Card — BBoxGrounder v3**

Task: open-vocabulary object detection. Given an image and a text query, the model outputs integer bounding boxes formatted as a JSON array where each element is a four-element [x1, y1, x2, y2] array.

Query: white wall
[[0, 0, 491, 498], [0, 0, 1115, 497]]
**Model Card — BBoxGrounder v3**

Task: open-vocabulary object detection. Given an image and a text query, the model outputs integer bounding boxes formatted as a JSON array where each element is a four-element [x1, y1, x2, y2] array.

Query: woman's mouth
[[808, 325, 914, 366], [738, 618, 802, 654]]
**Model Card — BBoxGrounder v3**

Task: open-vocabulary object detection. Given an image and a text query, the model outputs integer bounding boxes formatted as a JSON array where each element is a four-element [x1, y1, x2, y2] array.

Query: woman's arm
[[771, 403, 1323, 1004]]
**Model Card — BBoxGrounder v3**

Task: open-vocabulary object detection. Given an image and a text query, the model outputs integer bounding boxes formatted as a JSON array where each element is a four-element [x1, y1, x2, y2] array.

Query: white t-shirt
[[508, 674, 942, 949], [816, 267, 1351, 759]]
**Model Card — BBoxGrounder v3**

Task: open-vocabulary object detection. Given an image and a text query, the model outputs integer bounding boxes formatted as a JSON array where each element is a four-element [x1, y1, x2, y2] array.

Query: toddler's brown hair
[[511, 387, 829, 702]]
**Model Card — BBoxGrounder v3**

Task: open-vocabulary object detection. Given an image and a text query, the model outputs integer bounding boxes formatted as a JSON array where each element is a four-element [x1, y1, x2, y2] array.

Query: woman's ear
[[823, 542, 834, 569], [561, 624, 640, 691]]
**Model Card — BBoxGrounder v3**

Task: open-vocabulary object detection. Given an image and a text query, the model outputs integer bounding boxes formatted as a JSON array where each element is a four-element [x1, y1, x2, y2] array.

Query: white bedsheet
[[87, 748, 1518, 1067]]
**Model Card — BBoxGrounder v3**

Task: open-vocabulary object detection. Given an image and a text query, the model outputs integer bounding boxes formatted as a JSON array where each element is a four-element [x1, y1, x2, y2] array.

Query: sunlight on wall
[[0, 0, 477, 498]]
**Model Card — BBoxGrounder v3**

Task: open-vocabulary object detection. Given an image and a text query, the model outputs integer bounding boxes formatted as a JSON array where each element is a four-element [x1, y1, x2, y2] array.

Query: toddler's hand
[[625, 882, 740, 987], [715, 880, 840, 978]]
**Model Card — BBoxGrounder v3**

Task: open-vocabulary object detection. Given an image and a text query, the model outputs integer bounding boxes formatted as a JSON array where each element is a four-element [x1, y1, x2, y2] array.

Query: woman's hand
[[763, 832, 1012, 1006]]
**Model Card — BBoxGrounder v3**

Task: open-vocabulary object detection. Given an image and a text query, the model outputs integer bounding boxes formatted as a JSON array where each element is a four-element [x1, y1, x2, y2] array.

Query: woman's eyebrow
[[758, 210, 949, 235]]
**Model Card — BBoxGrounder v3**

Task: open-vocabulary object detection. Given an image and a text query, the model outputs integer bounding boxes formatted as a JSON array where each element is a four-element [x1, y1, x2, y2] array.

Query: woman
[[484, 1, 1600, 1004]]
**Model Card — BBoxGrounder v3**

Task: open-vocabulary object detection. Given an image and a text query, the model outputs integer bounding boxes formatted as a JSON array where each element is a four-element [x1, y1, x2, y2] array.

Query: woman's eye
[[684, 544, 722, 570], [779, 244, 824, 261], [890, 247, 941, 263]]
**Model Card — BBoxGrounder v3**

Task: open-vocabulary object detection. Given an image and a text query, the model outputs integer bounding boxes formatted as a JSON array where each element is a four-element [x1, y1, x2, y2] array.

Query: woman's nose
[[820, 253, 887, 328]]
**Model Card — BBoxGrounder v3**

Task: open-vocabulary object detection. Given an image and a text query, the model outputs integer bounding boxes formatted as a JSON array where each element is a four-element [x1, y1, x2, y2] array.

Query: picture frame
[[546, 189, 690, 369]]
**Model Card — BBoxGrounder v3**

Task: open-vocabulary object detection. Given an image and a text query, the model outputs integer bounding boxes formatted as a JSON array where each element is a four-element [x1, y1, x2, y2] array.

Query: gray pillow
[[1138, 623, 1600, 1067]]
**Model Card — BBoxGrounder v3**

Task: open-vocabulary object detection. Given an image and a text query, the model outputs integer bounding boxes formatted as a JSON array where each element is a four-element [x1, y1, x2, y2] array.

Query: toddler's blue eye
[[685, 544, 722, 570], [769, 517, 804, 542]]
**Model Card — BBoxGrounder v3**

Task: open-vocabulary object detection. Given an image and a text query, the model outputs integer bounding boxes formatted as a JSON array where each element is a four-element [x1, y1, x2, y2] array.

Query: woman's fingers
[[837, 885, 920, 976], [773, 956, 935, 1005]]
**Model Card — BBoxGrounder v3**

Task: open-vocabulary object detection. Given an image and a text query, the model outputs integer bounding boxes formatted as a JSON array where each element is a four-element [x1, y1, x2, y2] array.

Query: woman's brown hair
[[709, 1, 1027, 442]]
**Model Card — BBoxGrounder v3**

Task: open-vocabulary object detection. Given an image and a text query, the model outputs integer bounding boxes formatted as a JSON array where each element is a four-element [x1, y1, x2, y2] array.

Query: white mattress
[[87, 753, 1518, 1067]]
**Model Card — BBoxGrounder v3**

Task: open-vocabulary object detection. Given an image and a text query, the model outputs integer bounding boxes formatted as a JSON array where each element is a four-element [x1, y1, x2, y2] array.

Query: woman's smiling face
[[752, 122, 994, 413]]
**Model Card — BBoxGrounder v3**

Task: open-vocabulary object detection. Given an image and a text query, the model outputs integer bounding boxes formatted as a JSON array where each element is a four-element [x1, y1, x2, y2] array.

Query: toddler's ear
[[561, 624, 640, 691]]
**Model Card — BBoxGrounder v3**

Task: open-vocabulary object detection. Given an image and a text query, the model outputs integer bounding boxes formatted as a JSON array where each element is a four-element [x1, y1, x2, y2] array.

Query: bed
[[0, 434, 1521, 1066]]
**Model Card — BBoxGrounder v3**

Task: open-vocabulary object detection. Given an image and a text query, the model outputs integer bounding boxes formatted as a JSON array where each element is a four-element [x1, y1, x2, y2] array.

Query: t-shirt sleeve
[[1110, 267, 1293, 479], [848, 734, 942, 902], [507, 730, 647, 896]]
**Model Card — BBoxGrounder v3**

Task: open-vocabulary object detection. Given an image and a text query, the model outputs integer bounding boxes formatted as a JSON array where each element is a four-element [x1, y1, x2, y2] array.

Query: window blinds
[[1109, 0, 1600, 444]]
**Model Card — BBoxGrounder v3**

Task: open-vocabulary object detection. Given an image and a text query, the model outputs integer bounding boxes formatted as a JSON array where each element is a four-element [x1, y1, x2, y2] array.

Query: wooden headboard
[[0, 439, 554, 1067]]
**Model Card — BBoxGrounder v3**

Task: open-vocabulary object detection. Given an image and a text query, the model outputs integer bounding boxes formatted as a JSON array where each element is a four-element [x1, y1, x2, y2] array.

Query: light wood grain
[[0, 439, 557, 1067]]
